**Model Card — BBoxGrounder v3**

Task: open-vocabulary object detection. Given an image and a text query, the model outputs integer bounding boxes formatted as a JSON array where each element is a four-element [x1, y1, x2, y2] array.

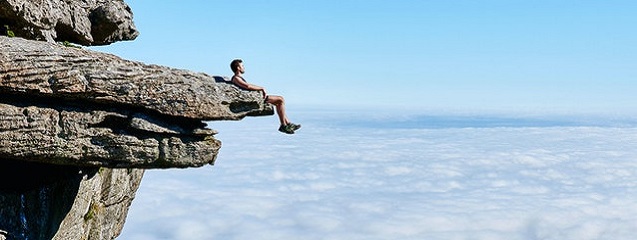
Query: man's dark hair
[[230, 59, 243, 72]]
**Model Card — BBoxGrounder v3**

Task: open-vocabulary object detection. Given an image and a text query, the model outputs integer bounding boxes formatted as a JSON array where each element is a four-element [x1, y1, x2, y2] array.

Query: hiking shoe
[[289, 122, 301, 131], [278, 124, 295, 134]]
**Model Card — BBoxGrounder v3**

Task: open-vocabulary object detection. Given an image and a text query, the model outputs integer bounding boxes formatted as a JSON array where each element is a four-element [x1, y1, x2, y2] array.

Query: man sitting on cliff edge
[[230, 59, 301, 134]]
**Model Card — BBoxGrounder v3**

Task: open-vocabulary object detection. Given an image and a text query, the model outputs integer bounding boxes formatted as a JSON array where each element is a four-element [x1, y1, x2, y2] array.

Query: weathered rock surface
[[0, 36, 271, 121], [0, 36, 273, 168], [0, 0, 138, 45]]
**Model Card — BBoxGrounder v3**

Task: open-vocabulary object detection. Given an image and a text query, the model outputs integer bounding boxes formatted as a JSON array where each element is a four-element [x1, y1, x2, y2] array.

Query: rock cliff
[[0, 1, 272, 239], [0, 162, 144, 240]]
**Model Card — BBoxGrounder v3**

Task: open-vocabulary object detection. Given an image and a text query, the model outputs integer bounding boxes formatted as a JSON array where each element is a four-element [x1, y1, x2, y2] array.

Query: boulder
[[0, 0, 138, 45]]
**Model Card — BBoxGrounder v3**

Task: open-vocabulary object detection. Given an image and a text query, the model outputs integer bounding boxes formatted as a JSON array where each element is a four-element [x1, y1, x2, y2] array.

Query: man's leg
[[266, 95, 300, 134], [266, 95, 288, 126]]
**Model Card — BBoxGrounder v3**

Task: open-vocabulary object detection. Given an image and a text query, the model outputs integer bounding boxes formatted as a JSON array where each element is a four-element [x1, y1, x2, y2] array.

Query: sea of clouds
[[118, 109, 637, 240]]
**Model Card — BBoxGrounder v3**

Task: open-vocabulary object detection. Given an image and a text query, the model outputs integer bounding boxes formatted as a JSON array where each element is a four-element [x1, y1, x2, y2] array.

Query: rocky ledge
[[0, 36, 272, 168], [0, 36, 273, 239]]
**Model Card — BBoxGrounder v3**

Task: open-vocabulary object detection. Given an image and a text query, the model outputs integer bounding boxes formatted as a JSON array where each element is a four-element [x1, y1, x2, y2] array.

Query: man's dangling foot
[[278, 124, 295, 134], [289, 122, 301, 131]]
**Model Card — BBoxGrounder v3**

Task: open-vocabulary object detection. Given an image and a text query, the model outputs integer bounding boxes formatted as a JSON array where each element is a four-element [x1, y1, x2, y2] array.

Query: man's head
[[230, 59, 244, 74]]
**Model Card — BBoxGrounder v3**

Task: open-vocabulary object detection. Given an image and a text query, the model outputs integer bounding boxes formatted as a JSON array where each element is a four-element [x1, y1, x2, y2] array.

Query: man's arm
[[231, 76, 267, 97]]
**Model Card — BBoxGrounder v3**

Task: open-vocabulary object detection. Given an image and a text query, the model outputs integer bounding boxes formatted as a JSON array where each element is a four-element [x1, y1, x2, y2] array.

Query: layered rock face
[[0, 1, 273, 239], [0, 0, 138, 45], [0, 36, 272, 168]]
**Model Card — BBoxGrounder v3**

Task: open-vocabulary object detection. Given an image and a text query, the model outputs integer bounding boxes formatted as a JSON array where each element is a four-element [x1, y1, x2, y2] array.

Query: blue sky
[[93, 0, 637, 115], [94, 2, 637, 238]]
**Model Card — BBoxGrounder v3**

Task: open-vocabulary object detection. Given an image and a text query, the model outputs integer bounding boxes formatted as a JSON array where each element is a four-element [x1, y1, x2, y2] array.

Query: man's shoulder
[[231, 75, 245, 82]]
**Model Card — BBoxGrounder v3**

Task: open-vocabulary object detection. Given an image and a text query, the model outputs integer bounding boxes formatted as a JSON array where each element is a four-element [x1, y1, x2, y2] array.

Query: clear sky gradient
[[93, 0, 637, 115]]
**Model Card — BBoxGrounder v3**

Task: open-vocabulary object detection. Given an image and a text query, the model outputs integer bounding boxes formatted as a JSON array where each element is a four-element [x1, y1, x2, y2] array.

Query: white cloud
[[119, 112, 637, 240]]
